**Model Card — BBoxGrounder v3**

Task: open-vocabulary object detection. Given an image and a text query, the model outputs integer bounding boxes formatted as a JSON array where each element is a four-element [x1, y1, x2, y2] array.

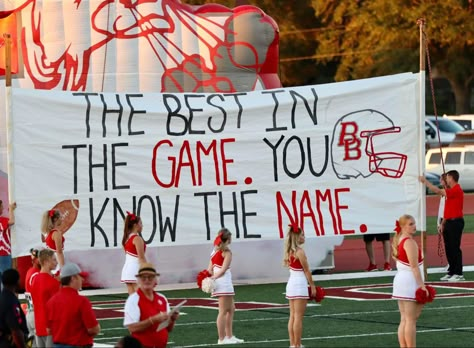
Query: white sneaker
[[448, 274, 465, 282], [226, 336, 244, 344], [440, 274, 452, 281], [218, 337, 230, 345]]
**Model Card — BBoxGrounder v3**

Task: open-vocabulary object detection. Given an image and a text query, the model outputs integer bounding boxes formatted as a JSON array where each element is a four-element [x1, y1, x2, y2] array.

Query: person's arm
[[53, 231, 65, 267], [11, 328, 27, 348], [419, 176, 446, 196], [404, 239, 426, 291], [81, 298, 101, 336], [211, 250, 232, 279], [134, 236, 147, 263], [207, 259, 213, 275], [8, 202, 16, 226], [5, 304, 26, 348], [296, 248, 316, 297], [87, 323, 101, 336], [167, 311, 179, 332]]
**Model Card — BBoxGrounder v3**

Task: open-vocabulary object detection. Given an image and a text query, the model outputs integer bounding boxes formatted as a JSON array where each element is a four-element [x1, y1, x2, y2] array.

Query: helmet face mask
[[331, 110, 408, 180]]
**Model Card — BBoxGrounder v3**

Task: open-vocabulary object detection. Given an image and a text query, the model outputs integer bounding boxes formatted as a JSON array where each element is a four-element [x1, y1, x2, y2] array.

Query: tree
[[312, 0, 474, 114]]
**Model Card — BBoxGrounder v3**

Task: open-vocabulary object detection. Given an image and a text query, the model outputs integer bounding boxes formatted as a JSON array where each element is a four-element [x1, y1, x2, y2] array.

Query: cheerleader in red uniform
[[41, 209, 65, 269], [392, 214, 428, 348], [121, 212, 147, 294], [283, 224, 315, 348], [207, 228, 244, 345]]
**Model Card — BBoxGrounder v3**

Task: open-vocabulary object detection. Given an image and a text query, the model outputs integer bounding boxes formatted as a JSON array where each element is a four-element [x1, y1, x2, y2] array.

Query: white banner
[[9, 73, 422, 257]]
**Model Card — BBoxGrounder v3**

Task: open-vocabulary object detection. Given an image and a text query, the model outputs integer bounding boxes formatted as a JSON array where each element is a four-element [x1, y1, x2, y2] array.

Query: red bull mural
[[0, 0, 281, 92]]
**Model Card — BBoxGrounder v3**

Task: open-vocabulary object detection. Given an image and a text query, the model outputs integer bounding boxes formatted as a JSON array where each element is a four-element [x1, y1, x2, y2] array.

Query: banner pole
[[417, 19, 428, 279], [3, 33, 12, 87], [4, 33, 16, 259]]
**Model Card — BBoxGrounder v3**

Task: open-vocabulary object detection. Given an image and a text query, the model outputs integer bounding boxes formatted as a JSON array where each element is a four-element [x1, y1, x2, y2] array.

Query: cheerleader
[[121, 212, 147, 294], [392, 214, 428, 347], [207, 228, 244, 345], [41, 209, 64, 270], [283, 224, 315, 348]]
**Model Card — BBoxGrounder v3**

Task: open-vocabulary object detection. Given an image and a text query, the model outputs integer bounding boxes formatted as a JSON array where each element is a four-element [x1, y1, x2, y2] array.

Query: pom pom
[[308, 286, 325, 303], [415, 285, 436, 304], [196, 269, 212, 289], [201, 277, 216, 294]]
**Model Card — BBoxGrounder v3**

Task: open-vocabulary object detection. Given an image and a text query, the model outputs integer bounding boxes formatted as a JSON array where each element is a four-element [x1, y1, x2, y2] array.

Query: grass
[[89, 272, 474, 347]]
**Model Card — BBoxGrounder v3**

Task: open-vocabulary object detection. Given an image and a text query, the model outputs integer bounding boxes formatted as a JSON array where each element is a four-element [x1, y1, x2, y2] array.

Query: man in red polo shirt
[[420, 169, 464, 281], [124, 262, 179, 348], [46, 263, 100, 347], [30, 249, 60, 347]]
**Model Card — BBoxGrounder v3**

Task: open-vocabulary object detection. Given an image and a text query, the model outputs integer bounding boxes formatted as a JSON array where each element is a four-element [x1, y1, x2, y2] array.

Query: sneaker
[[440, 274, 452, 281], [448, 274, 465, 282], [383, 262, 392, 271], [218, 337, 230, 345], [366, 263, 378, 272], [226, 336, 245, 344]]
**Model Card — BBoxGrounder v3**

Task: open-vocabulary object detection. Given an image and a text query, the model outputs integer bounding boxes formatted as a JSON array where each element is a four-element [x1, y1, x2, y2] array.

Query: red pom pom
[[415, 285, 436, 304], [308, 286, 325, 303], [196, 269, 212, 289]]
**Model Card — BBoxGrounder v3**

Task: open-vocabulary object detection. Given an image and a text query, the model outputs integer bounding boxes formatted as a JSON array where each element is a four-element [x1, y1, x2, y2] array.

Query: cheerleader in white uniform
[[283, 224, 316, 348], [207, 228, 244, 345], [391, 214, 428, 348], [121, 212, 147, 294]]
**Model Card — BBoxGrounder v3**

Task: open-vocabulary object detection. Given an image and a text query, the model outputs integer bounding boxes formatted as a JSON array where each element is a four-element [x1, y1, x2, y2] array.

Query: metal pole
[[417, 18, 428, 279], [3, 33, 12, 87]]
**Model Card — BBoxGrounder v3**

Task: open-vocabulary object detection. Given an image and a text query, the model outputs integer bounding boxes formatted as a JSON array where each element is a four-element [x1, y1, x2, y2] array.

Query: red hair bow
[[394, 220, 401, 234], [48, 209, 55, 218], [126, 211, 137, 221], [288, 223, 300, 234], [214, 232, 223, 246]]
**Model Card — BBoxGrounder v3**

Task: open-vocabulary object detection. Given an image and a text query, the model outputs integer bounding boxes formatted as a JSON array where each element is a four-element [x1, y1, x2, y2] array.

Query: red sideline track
[[333, 194, 474, 273]]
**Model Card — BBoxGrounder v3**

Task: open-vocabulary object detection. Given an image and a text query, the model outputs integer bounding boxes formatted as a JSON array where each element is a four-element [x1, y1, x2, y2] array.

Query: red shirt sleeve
[[80, 297, 99, 329]]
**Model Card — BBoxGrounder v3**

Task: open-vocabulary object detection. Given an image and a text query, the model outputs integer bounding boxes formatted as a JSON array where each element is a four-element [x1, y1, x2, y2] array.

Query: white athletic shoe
[[226, 336, 245, 344], [448, 274, 466, 282], [440, 274, 452, 281], [218, 337, 230, 344]]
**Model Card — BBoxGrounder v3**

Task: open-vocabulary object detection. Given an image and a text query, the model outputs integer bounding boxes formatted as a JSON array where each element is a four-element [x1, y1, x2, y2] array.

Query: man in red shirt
[[30, 249, 60, 347], [0, 200, 16, 289], [124, 262, 179, 348], [420, 169, 465, 281], [46, 263, 100, 347]]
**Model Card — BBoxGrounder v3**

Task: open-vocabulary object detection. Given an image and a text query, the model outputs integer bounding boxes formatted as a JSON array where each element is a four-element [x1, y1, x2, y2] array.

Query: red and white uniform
[[392, 238, 424, 301], [30, 272, 60, 337], [46, 287, 98, 346], [121, 233, 146, 283], [210, 249, 234, 297], [286, 254, 309, 299], [45, 229, 64, 251], [0, 216, 11, 256], [124, 288, 170, 348]]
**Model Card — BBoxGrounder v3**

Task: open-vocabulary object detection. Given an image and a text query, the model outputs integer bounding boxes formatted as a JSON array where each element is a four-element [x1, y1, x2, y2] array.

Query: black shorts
[[363, 233, 391, 242]]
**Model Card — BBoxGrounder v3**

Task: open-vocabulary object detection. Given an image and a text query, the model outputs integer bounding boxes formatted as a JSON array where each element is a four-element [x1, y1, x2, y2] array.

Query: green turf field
[[89, 271, 474, 347]]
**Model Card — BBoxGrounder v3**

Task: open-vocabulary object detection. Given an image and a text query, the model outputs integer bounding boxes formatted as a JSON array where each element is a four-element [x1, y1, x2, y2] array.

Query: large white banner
[[9, 73, 422, 257]]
